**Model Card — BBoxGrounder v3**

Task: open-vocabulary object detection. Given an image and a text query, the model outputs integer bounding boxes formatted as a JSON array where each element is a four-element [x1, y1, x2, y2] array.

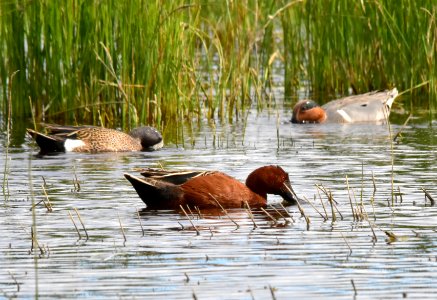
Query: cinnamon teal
[[291, 88, 399, 124], [27, 124, 163, 154], [124, 165, 297, 209]]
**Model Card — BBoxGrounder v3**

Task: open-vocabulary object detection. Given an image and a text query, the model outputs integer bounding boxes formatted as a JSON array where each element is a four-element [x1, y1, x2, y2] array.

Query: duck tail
[[27, 129, 66, 154], [124, 173, 183, 209], [386, 88, 399, 108]]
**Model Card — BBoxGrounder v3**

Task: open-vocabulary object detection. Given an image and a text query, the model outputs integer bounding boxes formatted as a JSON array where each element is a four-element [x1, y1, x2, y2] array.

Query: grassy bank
[[0, 0, 435, 130]]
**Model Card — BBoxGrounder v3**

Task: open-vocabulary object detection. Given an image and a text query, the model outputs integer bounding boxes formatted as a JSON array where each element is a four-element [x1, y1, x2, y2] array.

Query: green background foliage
[[0, 0, 435, 129]]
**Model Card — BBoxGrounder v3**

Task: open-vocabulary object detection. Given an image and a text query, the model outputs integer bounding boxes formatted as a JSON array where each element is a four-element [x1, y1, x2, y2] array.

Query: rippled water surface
[[1, 108, 436, 299]]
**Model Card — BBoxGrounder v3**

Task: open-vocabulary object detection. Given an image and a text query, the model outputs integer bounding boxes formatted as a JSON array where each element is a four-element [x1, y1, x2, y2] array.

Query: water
[[1, 107, 436, 299]]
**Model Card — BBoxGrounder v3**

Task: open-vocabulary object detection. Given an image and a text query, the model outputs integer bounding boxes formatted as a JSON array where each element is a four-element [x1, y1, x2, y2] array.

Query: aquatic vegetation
[[0, 0, 435, 130]]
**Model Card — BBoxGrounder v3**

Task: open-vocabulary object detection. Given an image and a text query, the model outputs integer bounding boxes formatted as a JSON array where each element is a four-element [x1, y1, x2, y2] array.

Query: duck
[[124, 165, 297, 209], [27, 124, 163, 154], [291, 88, 399, 123]]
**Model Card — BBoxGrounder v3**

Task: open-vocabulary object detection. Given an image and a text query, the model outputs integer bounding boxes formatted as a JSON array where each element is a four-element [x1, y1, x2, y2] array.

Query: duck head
[[129, 126, 163, 150], [245, 165, 297, 204], [291, 100, 327, 123]]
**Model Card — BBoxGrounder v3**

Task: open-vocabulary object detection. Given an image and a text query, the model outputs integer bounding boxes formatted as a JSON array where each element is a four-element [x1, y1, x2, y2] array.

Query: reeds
[[2, 71, 18, 203], [0, 0, 435, 134], [283, 1, 436, 108]]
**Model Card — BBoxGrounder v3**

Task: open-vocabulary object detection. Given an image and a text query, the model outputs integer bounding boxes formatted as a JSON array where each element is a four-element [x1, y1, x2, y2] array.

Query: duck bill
[[281, 181, 298, 204]]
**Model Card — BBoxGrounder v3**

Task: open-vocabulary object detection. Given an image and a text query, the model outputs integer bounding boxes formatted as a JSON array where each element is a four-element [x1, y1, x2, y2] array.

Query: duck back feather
[[322, 88, 398, 123]]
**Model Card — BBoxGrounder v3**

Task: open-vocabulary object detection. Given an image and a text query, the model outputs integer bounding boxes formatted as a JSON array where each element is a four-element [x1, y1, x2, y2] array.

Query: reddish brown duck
[[124, 165, 297, 209]]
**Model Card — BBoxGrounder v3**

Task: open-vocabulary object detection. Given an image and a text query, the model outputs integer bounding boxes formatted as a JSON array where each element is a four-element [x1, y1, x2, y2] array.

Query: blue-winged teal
[[291, 88, 399, 123], [27, 124, 163, 154], [124, 165, 297, 209]]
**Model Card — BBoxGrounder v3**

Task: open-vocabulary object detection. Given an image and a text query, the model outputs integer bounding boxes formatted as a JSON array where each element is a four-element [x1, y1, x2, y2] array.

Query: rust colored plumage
[[291, 100, 327, 123], [124, 165, 297, 209]]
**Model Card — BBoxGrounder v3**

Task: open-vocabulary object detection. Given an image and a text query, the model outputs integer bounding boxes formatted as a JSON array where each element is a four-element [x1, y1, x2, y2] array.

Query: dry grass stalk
[[360, 162, 364, 205], [269, 284, 277, 300], [393, 114, 412, 142], [316, 190, 329, 219], [269, 204, 292, 224], [177, 221, 185, 230], [283, 184, 310, 226], [209, 194, 240, 230], [186, 205, 196, 219], [340, 232, 352, 255], [2, 71, 19, 202], [355, 201, 372, 221], [302, 196, 327, 221], [194, 206, 204, 219], [351, 188, 360, 214], [331, 198, 344, 220], [29, 200, 45, 211], [367, 220, 378, 242], [136, 208, 145, 236], [397, 186, 403, 203], [260, 207, 278, 225], [351, 279, 357, 296], [279, 203, 295, 222], [368, 221, 378, 243], [353, 207, 364, 221], [68, 210, 82, 240], [328, 196, 336, 222], [42, 176, 47, 189], [72, 165, 80, 192], [296, 201, 310, 229], [319, 188, 337, 222], [371, 171, 377, 196], [7, 271, 20, 292], [421, 188, 435, 206], [370, 172, 377, 221], [345, 176, 357, 220], [179, 205, 200, 235], [117, 213, 127, 244], [74, 208, 89, 240], [244, 201, 258, 229], [359, 204, 371, 221], [30, 226, 44, 255], [41, 184, 53, 212]]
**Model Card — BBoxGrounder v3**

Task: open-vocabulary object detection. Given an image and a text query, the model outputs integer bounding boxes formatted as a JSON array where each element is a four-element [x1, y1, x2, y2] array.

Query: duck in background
[[291, 88, 399, 124], [124, 165, 298, 209], [27, 124, 163, 155]]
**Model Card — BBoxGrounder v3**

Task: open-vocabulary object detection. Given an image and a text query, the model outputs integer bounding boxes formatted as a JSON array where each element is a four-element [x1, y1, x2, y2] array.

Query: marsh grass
[[0, 0, 435, 135], [28, 154, 39, 298]]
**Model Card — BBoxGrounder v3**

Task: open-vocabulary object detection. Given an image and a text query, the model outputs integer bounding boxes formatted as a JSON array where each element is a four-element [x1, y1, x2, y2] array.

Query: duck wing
[[26, 128, 66, 154], [42, 124, 97, 137], [124, 173, 185, 209], [139, 168, 214, 185]]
